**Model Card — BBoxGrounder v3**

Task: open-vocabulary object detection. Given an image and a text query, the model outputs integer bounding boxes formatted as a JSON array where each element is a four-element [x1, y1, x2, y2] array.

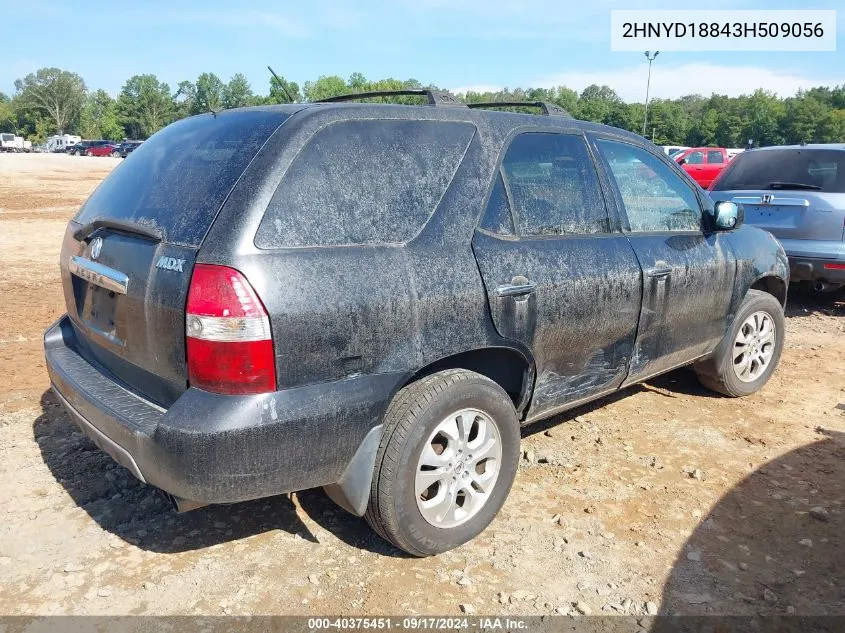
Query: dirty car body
[[44, 98, 788, 551]]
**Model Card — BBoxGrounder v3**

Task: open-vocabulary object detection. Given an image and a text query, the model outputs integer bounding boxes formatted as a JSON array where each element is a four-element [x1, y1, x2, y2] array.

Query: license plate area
[[72, 276, 124, 345]]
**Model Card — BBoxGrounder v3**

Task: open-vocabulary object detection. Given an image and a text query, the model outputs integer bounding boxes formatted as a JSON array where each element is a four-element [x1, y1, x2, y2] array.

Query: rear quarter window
[[255, 119, 476, 248]]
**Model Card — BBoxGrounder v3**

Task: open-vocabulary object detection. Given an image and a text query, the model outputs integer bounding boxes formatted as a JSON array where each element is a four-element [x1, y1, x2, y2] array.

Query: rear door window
[[501, 132, 610, 236], [256, 119, 475, 248], [75, 110, 288, 246], [712, 149, 845, 193], [707, 150, 725, 164]]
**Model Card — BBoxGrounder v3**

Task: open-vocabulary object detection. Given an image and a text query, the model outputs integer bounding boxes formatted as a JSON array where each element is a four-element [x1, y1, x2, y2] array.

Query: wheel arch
[[749, 274, 787, 308], [404, 346, 535, 418], [324, 345, 535, 518]]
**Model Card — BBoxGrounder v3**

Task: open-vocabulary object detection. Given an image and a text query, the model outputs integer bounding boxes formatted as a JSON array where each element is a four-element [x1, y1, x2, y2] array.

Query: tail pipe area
[[167, 494, 208, 513]]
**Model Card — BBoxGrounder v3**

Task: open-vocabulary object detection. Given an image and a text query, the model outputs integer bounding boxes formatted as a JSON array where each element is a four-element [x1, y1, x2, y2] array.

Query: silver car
[[709, 144, 845, 292]]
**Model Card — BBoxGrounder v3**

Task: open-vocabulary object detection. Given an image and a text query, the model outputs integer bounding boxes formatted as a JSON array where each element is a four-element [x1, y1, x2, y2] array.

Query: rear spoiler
[[73, 218, 162, 242]]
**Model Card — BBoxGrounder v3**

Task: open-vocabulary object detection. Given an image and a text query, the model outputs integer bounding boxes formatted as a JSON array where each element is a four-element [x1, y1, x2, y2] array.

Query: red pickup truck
[[674, 147, 730, 189]]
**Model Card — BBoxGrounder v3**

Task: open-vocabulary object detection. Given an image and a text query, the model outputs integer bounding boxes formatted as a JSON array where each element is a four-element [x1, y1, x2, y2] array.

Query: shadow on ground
[[34, 389, 405, 557], [658, 428, 844, 617]]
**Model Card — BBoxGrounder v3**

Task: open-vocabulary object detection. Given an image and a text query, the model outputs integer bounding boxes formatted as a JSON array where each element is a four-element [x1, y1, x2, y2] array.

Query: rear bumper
[[44, 315, 401, 505], [787, 256, 845, 284]]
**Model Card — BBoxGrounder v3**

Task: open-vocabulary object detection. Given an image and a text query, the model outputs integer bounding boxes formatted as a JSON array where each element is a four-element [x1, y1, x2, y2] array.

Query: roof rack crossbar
[[317, 89, 465, 107], [466, 101, 572, 117]]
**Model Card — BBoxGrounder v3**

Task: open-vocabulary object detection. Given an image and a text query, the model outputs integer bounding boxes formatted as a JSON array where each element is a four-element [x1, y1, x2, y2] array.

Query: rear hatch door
[[60, 109, 290, 407], [710, 148, 845, 257]]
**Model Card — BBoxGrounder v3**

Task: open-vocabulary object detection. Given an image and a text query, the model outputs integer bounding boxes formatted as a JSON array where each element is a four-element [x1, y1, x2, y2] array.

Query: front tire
[[365, 369, 520, 556], [694, 289, 785, 397]]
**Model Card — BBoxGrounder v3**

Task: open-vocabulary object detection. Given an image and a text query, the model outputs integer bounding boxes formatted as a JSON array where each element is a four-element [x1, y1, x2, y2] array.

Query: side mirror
[[713, 200, 742, 230], [678, 158, 687, 165]]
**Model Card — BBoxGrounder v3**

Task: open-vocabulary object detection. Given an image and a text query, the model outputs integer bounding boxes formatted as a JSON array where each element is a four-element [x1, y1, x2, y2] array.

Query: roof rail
[[317, 89, 466, 107], [466, 101, 572, 117]]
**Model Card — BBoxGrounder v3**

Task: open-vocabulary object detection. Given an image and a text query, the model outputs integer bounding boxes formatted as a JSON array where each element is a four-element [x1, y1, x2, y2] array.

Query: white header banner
[[610, 10, 836, 52]]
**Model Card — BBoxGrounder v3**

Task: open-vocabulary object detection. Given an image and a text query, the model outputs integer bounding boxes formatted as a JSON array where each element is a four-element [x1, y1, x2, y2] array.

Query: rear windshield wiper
[[73, 218, 163, 242], [766, 181, 823, 191]]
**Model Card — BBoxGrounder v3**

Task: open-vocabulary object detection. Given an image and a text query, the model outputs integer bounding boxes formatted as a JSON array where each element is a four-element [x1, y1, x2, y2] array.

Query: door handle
[[646, 267, 672, 279], [496, 280, 536, 297]]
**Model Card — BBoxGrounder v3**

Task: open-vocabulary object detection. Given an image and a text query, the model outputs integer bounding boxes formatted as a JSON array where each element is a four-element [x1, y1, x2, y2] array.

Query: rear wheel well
[[406, 348, 531, 412], [750, 276, 787, 307]]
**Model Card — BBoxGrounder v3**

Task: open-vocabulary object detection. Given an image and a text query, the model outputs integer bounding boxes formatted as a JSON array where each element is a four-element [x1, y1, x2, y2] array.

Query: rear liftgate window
[[712, 149, 845, 193], [75, 110, 288, 247], [256, 119, 476, 248]]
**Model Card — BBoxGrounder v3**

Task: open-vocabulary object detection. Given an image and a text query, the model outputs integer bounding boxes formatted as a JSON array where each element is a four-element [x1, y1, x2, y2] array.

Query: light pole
[[642, 50, 659, 138]]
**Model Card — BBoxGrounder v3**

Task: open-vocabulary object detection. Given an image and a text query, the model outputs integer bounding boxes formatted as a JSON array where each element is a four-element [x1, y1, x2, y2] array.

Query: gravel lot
[[0, 153, 842, 616]]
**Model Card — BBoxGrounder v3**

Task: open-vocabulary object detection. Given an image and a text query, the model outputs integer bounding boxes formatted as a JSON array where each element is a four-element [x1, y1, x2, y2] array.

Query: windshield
[[75, 110, 288, 246], [712, 148, 845, 193]]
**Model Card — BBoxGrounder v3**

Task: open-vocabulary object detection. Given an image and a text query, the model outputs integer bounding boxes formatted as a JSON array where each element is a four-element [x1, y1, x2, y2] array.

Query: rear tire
[[694, 289, 785, 397], [365, 369, 520, 556]]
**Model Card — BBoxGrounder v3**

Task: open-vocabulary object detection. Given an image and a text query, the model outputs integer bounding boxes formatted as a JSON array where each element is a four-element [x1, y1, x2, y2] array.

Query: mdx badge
[[156, 256, 185, 272]]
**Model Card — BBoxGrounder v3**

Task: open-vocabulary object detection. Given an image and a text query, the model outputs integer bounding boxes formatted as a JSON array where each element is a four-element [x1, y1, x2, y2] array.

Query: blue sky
[[1, 0, 842, 102]]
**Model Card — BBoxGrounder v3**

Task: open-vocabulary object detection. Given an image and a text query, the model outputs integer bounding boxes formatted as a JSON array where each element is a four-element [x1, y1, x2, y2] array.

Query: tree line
[[1, 67, 843, 147]]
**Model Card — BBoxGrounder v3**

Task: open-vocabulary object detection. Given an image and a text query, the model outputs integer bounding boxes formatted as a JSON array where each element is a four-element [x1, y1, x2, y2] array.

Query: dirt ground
[[0, 153, 842, 617]]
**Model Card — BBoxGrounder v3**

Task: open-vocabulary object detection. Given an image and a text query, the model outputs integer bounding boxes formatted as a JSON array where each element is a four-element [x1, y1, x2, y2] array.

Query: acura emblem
[[89, 237, 103, 260], [761, 194, 774, 205]]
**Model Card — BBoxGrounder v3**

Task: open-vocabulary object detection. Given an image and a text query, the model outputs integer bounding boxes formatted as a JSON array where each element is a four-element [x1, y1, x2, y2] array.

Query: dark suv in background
[[709, 144, 845, 292], [44, 90, 788, 556], [66, 140, 93, 155]]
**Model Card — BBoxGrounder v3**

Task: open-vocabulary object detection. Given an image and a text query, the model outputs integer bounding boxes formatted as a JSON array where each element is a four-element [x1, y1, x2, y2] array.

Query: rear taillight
[[823, 263, 845, 270], [186, 264, 276, 395]]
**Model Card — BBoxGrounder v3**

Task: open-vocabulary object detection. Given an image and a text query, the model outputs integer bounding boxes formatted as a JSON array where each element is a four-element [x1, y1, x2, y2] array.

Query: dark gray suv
[[44, 90, 789, 555]]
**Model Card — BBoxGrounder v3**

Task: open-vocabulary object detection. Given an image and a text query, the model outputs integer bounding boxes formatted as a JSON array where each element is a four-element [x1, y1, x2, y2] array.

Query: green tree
[[14, 67, 86, 134], [818, 109, 845, 142], [117, 74, 174, 139], [264, 73, 301, 104], [577, 85, 621, 124], [78, 89, 124, 140], [223, 73, 254, 109], [549, 86, 579, 115], [193, 72, 224, 114], [741, 90, 785, 146], [0, 98, 15, 133], [783, 95, 829, 143], [303, 75, 348, 102], [266, 73, 302, 103], [173, 80, 196, 118], [643, 100, 687, 144]]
